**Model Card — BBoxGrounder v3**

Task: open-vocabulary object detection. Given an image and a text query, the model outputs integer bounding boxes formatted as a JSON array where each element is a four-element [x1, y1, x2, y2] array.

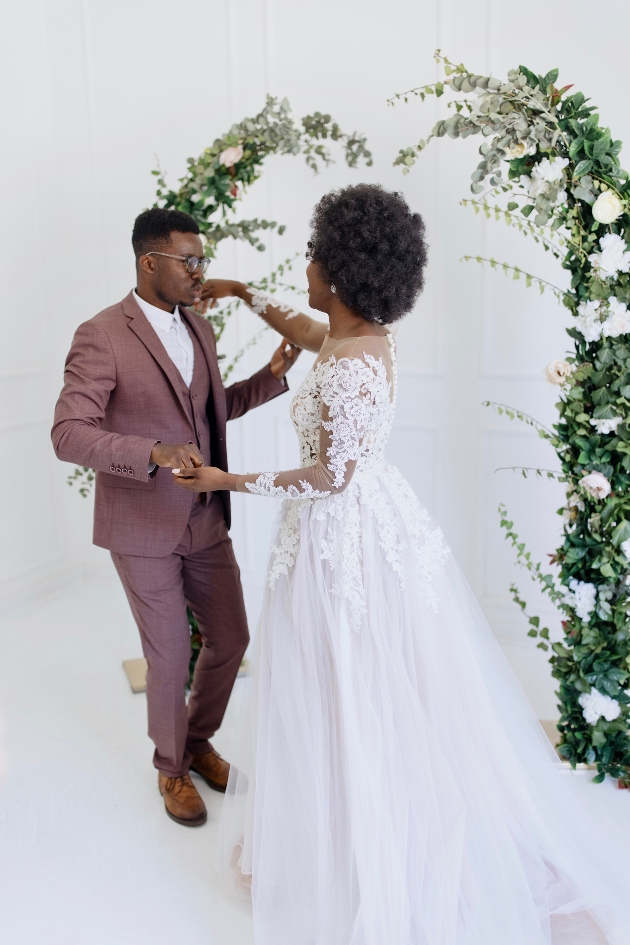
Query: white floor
[[1, 579, 630, 945]]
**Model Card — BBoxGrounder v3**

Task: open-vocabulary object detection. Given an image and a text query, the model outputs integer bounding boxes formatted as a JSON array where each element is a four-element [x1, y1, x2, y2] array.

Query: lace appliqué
[[385, 465, 451, 613], [245, 472, 330, 500], [321, 354, 391, 488], [247, 289, 300, 320], [268, 500, 305, 588]]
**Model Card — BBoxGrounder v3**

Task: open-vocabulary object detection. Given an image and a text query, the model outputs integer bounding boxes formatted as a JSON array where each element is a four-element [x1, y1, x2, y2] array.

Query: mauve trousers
[[111, 496, 249, 777]]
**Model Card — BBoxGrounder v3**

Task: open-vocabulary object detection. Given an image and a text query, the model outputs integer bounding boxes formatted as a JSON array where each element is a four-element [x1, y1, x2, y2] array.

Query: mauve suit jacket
[[52, 291, 288, 556]]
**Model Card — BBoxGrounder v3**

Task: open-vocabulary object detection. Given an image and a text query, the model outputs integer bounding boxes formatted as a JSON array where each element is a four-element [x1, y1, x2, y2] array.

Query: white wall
[[3, 0, 630, 708]]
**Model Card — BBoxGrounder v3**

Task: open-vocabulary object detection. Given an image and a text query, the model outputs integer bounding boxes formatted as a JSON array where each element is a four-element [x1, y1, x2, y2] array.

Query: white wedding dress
[[219, 332, 630, 945]]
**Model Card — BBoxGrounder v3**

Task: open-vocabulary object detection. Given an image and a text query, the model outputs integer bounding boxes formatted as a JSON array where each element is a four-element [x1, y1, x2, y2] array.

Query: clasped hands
[[150, 442, 231, 492]]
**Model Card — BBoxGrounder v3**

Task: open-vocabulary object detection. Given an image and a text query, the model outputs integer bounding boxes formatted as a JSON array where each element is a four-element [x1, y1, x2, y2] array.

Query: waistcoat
[[178, 329, 213, 465]]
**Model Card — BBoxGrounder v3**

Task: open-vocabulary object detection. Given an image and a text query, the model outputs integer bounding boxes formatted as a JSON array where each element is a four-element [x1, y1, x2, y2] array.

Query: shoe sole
[[163, 805, 207, 827], [190, 767, 227, 794]]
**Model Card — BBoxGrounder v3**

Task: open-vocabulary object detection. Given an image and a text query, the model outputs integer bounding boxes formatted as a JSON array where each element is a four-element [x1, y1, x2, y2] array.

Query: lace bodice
[[236, 333, 396, 498]]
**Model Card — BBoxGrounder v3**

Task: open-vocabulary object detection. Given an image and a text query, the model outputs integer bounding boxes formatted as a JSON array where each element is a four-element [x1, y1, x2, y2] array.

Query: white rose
[[219, 144, 244, 168], [579, 471, 612, 500], [592, 190, 623, 225], [544, 359, 572, 385]]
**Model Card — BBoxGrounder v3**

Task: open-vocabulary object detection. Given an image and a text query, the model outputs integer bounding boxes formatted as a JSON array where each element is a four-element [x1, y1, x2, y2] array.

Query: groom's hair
[[132, 208, 200, 258]]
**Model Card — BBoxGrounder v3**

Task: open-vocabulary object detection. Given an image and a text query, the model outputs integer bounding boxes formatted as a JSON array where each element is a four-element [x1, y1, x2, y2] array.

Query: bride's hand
[[194, 279, 244, 313], [172, 465, 230, 492]]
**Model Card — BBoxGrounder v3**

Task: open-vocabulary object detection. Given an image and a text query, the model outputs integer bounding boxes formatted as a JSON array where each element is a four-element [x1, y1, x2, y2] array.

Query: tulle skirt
[[218, 464, 630, 944]]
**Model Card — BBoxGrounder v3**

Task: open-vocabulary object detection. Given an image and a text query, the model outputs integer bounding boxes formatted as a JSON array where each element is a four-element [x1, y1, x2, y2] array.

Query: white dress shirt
[[133, 289, 194, 387]]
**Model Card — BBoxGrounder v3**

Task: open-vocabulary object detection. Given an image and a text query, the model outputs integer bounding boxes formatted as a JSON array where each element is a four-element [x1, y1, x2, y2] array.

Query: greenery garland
[[154, 95, 372, 256], [392, 52, 630, 784]]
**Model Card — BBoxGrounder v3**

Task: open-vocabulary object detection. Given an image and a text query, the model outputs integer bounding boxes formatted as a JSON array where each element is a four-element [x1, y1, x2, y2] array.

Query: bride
[[173, 184, 629, 944]]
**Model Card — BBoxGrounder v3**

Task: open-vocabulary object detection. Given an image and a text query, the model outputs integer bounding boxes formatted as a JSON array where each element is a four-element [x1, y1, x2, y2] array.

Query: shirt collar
[[133, 289, 182, 332]]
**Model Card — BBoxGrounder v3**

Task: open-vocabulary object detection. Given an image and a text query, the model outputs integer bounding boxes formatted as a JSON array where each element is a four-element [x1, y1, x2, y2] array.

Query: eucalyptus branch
[[482, 401, 555, 438], [461, 199, 567, 257], [498, 504, 564, 604], [461, 255, 570, 301], [509, 583, 552, 650], [496, 466, 565, 480], [66, 466, 94, 497]]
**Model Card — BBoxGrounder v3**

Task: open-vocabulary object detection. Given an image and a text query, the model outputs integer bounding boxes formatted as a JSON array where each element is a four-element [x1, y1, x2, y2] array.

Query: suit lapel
[[180, 307, 227, 430], [122, 292, 192, 423]]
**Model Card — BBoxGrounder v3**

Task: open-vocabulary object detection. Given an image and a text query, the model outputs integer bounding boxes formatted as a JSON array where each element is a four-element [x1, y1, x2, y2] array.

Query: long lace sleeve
[[244, 289, 328, 353], [235, 337, 393, 499]]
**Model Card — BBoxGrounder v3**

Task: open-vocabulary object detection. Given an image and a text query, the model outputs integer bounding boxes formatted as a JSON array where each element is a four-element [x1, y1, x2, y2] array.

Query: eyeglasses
[[145, 252, 211, 275]]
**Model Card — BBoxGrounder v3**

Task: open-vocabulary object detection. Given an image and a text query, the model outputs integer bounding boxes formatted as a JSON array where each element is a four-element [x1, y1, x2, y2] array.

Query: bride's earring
[[330, 284, 337, 294]]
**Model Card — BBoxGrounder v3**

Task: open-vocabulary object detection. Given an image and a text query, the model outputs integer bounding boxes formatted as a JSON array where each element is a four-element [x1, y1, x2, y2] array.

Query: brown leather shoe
[[158, 772, 207, 826], [190, 747, 230, 793]]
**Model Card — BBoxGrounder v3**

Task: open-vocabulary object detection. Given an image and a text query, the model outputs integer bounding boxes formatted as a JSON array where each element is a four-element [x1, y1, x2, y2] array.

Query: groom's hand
[[150, 442, 204, 468], [270, 338, 302, 380]]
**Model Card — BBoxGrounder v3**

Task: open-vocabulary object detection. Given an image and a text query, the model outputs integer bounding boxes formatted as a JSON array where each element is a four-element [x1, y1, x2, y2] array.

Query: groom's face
[[144, 231, 205, 309]]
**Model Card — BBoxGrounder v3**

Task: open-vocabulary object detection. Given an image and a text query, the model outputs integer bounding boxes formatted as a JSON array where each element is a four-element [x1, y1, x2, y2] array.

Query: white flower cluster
[[563, 579, 597, 622], [621, 538, 630, 560], [575, 296, 630, 343], [590, 417, 622, 435], [588, 233, 630, 280], [520, 157, 568, 205], [578, 687, 621, 725]]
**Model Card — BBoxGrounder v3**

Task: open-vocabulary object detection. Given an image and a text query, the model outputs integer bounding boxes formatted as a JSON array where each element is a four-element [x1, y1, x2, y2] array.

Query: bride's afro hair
[[306, 184, 427, 325]]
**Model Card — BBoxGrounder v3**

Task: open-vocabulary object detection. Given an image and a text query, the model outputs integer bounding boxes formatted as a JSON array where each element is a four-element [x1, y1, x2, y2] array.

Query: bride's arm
[[199, 279, 328, 353], [172, 340, 392, 498]]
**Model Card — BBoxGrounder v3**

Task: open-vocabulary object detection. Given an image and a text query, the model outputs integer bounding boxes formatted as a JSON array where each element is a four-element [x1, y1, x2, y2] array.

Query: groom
[[52, 208, 299, 826]]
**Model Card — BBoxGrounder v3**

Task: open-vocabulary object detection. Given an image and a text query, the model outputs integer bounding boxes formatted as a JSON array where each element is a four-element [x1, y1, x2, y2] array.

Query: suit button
[[195, 412, 200, 418], [110, 466, 116, 472], [129, 469, 134, 476], [122, 468, 128, 474], [197, 431, 202, 438], [187, 440, 194, 445], [116, 467, 122, 473], [192, 393, 197, 399]]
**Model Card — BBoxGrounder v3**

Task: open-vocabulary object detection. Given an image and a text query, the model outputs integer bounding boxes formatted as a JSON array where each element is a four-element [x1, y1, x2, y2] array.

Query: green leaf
[[569, 138, 584, 159], [519, 65, 539, 88], [612, 519, 630, 547], [574, 159, 593, 177]]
